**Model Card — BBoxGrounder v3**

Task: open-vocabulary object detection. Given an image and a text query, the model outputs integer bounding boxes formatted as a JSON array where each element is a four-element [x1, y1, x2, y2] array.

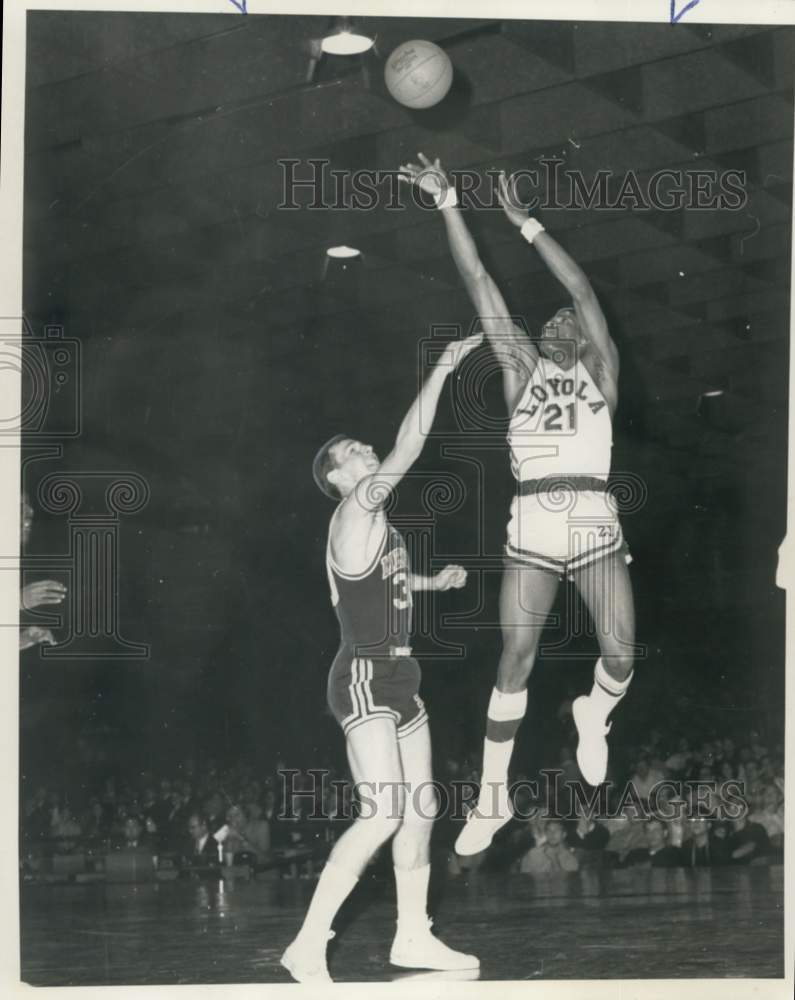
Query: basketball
[[384, 40, 453, 109]]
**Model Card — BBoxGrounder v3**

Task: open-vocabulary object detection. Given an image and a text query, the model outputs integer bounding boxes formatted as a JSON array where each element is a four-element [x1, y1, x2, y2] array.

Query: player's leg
[[455, 563, 559, 855], [281, 717, 405, 982], [571, 553, 636, 786], [390, 722, 479, 970]]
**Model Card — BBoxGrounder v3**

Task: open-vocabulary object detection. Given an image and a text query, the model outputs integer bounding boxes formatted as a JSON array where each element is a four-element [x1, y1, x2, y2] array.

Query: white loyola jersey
[[507, 358, 613, 483]]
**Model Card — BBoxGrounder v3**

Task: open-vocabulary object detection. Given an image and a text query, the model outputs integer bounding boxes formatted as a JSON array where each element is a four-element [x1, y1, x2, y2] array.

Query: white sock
[[589, 658, 632, 725], [481, 739, 514, 788], [298, 860, 358, 941], [394, 863, 430, 933], [482, 688, 528, 785]]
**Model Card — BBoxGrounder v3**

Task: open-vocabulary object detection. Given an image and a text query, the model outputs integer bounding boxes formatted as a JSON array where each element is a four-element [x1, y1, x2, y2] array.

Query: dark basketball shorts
[[327, 647, 428, 740]]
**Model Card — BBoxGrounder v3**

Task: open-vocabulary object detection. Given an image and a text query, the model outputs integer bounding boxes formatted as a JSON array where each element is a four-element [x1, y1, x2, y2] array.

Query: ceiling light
[[321, 19, 374, 56], [702, 390, 724, 398], [326, 245, 360, 259]]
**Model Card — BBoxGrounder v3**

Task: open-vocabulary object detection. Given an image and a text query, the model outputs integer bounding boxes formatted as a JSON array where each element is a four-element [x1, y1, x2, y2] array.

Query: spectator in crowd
[[51, 803, 82, 852], [681, 819, 730, 867], [603, 799, 647, 864], [630, 755, 666, 803], [243, 802, 273, 860], [223, 804, 270, 864], [186, 813, 220, 866], [121, 816, 148, 850], [726, 810, 770, 865], [622, 819, 683, 868], [82, 799, 110, 839], [566, 811, 609, 859], [519, 819, 579, 875], [652, 787, 688, 849], [664, 737, 692, 780], [203, 792, 226, 836], [23, 787, 51, 841], [749, 785, 784, 848], [749, 731, 768, 761], [149, 780, 174, 833]]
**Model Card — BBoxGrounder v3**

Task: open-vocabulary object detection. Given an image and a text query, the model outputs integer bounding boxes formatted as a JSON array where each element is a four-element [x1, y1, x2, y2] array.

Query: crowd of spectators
[[21, 706, 784, 884], [21, 758, 353, 879], [443, 712, 785, 876]]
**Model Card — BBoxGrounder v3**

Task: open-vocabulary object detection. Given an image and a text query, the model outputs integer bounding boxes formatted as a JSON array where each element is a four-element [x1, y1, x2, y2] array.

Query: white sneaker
[[280, 930, 334, 983], [572, 695, 610, 786], [390, 918, 479, 971], [390, 967, 481, 982], [454, 783, 512, 856]]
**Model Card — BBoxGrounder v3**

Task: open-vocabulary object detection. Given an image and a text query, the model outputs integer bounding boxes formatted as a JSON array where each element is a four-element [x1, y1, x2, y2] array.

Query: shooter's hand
[[497, 171, 531, 228], [398, 152, 453, 204]]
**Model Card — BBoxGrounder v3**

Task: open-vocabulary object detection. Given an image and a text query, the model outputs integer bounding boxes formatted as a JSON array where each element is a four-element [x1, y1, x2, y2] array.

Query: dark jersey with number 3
[[326, 516, 412, 657]]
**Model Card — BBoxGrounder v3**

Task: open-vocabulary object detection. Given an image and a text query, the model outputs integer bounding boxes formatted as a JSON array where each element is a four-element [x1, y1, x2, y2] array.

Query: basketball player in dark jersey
[[400, 155, 636, 854], [280, 332, 482, 983]]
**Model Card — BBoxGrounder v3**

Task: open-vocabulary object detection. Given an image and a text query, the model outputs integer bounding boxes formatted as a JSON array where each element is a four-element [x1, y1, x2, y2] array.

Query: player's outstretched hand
[[21, 580, 67, 610], [439, 333, 483, 371], [398, 152, 452, 203], [19, 626, 57, 650], [497, 171, 530, 228], [434, 565, 468, 591]]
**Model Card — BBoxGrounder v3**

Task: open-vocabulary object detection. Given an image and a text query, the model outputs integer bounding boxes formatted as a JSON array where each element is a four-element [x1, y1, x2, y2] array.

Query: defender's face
[[329, 438, 380, 492]]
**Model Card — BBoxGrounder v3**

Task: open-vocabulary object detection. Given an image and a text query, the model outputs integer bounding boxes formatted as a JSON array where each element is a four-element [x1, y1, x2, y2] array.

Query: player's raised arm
[[497, 171, 619, 378], [329, 333, 483, 526], [367, 333, 482, 503], [399, 154, 537, 412]]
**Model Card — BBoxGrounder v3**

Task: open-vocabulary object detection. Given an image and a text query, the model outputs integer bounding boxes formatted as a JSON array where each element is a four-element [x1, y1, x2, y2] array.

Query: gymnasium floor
[[21, 864, 783, 984]]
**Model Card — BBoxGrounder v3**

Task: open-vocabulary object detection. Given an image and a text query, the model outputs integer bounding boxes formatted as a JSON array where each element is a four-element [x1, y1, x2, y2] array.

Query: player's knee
[[355, 805, 403, 848], [403, 781, 438, 826], [361, 783, 406, 842], [602, 648, 634, 680]]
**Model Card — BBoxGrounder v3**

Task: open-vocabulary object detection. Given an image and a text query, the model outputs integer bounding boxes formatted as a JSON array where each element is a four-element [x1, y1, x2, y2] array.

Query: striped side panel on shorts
[[341, 658, 400, 736], [397, 705, 429, 740], [564, 529, 626, 577]]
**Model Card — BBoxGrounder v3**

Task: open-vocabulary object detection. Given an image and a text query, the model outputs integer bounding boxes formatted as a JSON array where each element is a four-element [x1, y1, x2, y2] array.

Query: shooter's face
[[539, 307, 583, 368], [329, 438, 380, 494]]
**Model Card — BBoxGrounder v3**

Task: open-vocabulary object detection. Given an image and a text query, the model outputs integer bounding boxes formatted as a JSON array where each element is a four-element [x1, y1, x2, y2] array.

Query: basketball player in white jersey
[[399, 156, 636, 855], [280, 332, 482, 982]]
